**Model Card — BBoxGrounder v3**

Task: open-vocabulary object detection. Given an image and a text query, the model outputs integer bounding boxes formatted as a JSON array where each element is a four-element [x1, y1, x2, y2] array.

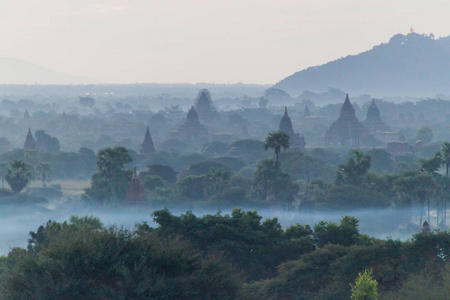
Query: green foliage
[[252, 158, 299, 207], [314, 216, 360, 248], [179, 160, 230, 179], [35, 162, 52, 187], [84, 146, 133, 203], [420, 152, 442, 173], [35, 130, 61, 153], [142, 164, 177, 185], [441, 141, 450, 176], [264, 130, 290, 168], [335, 150, 371, 185], [367, 148, 393, 174], [1, 217, 240, 299], [417, 126, 433, 144], [5, 160, 32, 194], [316, 184, 390, 209], [350, 269, 379, 300], [176, 174, 208, 200], [152, 208, 314, 281]]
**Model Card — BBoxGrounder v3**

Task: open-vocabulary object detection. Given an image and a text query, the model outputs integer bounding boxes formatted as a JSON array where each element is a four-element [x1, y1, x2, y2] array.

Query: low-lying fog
[[0, 202, 426, 256]]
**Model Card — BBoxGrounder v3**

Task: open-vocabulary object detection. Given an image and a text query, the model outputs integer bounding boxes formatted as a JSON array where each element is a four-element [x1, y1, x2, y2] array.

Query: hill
[[273, 33, 450, 97], [0, 57, 95, 84]]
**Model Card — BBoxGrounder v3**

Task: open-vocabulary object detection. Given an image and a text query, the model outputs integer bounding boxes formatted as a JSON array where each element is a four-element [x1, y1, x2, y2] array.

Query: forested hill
[[273, 33, 450, 97]]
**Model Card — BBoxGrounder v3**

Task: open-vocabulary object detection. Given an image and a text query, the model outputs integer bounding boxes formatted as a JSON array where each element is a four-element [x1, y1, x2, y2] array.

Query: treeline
[[1, 209, 450, 299]]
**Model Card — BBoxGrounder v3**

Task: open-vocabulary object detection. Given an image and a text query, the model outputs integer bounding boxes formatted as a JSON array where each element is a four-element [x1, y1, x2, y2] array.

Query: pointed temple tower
[[325, 94, 364, 147], [279, 106, 306, 150], [173, 106, 208, 144], [24, 128, 36, 150], [140, 126, 156, 155], [23, 110, 30, 119], [364, 99, 390, 133], [194, 89, 218, 123], [126, 167, 144, 203]]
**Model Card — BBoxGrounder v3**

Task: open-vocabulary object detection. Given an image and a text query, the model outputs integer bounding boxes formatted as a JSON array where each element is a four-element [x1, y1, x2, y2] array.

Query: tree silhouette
[[36, 163, 52, 187], [440, 142, 450, 225], [5, 160, 32, 194], [264, 130, 290, 168]]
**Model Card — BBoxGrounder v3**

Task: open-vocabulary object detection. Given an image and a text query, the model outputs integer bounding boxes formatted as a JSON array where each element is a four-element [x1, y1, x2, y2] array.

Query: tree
[[84, 147, 133, 203], [141, 164, 177, 186], [420, 152, 441, 174], [5, 160, 32, 193], [416, 126, 433, 144], [441, 142, 450, 225], [350, 269, 379, 300], [35, 130, 60, 153], [335, 150, 371, 185], [442, 142, 450, 176], [264, 130, 290, 168], [0, 162, 8, 189], [35, 163, 52, 187], [79, 96, 95, 108], [96, 146, 132, 183], [252, 158, 299, 207]]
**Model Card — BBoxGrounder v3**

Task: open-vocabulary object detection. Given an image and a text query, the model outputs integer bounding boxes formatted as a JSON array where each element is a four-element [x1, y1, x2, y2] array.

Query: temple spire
[[140, 126, 156, 155], [24, 128, 36, 150]]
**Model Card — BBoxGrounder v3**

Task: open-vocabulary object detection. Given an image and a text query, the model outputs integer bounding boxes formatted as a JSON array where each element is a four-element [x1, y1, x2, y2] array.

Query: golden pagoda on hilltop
[[408, 26, 415, 35]]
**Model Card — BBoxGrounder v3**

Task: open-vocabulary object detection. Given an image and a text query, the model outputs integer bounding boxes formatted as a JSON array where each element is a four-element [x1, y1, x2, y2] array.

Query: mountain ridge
[[273, 33, 450, 97], [0, 57, 96, 84]]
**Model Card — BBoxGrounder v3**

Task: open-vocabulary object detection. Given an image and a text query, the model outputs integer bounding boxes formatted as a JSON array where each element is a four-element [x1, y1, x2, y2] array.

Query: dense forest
[[1, 87, 450, 298]]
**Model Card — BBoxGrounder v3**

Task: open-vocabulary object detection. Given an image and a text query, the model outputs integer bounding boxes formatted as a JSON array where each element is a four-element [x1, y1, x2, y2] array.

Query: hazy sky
[[0, 0, 449, 84]]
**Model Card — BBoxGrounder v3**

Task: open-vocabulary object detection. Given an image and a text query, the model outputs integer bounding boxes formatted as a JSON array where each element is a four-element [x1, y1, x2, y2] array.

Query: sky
[[0, 0, 449, 84]]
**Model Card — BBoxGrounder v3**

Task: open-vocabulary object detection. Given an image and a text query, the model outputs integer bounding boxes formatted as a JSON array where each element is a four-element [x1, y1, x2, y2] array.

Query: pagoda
[[194, 89, 218, 123], [363, 99, 390, 133], [140, 126, 156, 155], [173, 106, 208, 144], [325, 94, 364, 147], [126, 167, 144, 203], [279, 106, 306, 150], [23, 128, 36, 150]]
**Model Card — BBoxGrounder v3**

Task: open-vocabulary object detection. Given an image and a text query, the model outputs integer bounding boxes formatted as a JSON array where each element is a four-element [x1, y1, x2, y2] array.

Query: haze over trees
[[0, 30, 449, 298]]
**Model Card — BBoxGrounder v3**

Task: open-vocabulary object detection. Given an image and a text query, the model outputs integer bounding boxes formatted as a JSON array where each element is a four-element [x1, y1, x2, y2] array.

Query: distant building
[[325, 94, 364, 147], [140, 126, 156, 155], [421, 221, 431, 236], [387, 141, 409, 156], [23, 128, 36, 150], [23, 110, 30, 119], [279, 106, 306, 150], [126, 167, 144, 203], [172, 106, 208, 144], [194, 89, 218, 123], [363, 99, 390, 133]]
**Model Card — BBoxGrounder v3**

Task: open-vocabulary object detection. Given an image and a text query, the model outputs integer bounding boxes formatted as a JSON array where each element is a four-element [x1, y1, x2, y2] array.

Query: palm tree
[[264, 130, 290, 168], [5, 160, 33, 194], [441, 141, 450, 225], [441, 142, 450, 176], [97, 146, 132, 183]]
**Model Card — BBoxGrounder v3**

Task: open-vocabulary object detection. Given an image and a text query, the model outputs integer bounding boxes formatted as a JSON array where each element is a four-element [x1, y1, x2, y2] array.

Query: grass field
[[29, 179, 90, 197]]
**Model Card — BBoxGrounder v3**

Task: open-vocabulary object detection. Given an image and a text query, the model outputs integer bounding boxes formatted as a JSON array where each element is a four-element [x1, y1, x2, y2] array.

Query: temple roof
[[340, 94, 355, 117], [366, 99, 381, 120], [140, 126, 156, 154], [24, 128, 36, 150], [126, 167, 144, 203], [279, 106, 294, 135], [187, 106, 200, 124]]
